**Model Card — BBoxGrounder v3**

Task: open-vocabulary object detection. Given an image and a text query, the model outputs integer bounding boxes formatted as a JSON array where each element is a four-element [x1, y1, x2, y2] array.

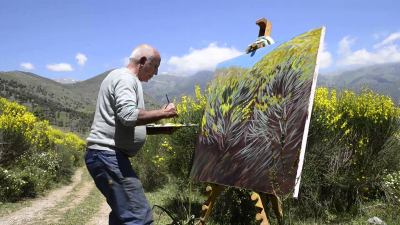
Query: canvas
[[190, 27, 325, 196]]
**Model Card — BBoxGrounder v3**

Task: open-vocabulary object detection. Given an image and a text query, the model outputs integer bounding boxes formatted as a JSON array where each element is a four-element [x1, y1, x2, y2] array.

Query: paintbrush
[[164, 94, 170, 109]]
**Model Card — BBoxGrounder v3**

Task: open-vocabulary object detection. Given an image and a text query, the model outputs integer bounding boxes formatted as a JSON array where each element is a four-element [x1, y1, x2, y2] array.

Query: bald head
[[129, 44, 160, 64], [127, 44, 161, 82]]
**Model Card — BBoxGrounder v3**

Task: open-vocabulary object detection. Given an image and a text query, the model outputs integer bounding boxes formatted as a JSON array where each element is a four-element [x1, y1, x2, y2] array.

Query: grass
[[146, 181, 206, 225], [145, 182, 400, 225], [0, 200, 32, 217], [2, 168, 399, 225], [146, 182, 187, 225], [282, 201, 400, 225]]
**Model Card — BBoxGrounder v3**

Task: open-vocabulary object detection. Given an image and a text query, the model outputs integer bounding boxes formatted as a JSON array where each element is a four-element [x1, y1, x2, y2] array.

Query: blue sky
[[0, 0, 399, 80]]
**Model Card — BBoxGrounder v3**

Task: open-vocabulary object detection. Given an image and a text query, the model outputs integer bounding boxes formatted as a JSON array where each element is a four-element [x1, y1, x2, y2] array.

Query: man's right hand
[[162, 103, 178, 118]]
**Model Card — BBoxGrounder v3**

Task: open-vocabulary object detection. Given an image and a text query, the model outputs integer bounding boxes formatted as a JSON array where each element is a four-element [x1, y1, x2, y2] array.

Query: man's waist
[[86, 142, 119, 151]]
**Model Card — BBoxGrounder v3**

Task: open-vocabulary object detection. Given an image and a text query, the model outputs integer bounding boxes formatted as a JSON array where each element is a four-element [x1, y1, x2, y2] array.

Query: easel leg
[[199, 184, 224, 225], [251, 192, 270, 225], [252, 192, 284, 225], [267, 194, 283, 225]]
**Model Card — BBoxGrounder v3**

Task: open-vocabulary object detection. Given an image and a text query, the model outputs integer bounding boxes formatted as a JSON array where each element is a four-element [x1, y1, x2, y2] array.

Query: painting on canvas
[[190, 27, 325, 196]]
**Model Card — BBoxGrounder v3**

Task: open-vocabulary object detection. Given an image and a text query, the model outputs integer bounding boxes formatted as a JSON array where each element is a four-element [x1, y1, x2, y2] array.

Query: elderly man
[[85, 44, 177, 225]]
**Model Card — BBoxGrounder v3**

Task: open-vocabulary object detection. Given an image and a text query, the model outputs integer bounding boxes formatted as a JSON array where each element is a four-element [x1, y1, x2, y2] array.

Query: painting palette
[[146, 123, 198, 135]]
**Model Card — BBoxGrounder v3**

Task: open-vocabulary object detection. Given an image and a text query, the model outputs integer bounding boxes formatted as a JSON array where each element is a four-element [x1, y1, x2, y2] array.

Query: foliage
[[166, 85, 206, 179], [132, 134, 169, 191], [382, 170, 400, 206], [291, 87, 400, 218], [211, 188, 257, 225], [0, 97, 85, 202]]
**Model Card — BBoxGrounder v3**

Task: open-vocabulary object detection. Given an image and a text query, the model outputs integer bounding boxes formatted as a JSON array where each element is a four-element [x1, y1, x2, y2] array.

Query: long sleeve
[[114, 76, 140, 126]]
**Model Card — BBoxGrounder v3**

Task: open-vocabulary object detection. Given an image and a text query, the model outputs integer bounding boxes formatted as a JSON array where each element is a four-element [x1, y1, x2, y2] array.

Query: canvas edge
[[293, 26, 326, 198]]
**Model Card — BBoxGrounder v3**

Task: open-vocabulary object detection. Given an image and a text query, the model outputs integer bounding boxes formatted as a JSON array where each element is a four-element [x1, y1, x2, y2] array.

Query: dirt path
[[0, 168, 87, 225], [0, 167, 158, 225], [86, 200, 110, 225], [38, 180, 95, 225]]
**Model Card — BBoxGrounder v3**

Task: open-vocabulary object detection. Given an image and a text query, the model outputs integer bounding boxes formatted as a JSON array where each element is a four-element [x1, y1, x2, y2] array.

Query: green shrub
[[292, 88, 400, 218], [0, 167, 25, 202], [18, 166, 51, 197], [166, 86, 205, 180], [382, 171, 400, 206], [53, 144, 83, 182], [132, 135, 169, 191]]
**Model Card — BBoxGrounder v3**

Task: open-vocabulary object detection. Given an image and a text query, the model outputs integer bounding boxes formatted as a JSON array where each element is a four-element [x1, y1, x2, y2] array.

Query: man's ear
[[139, 56, 147, 66]]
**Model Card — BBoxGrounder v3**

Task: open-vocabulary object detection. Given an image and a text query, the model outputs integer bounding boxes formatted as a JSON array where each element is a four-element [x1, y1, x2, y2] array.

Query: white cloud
[[319, 42, 332, 69], [20, 62, 34, 70], [166, 42, 242, 75], [373, 32, 400, 48], [337, 33, 400, 66], [75, 53, 87, 66], [46, 63, 74, 72], [338, 36, 356, 56]]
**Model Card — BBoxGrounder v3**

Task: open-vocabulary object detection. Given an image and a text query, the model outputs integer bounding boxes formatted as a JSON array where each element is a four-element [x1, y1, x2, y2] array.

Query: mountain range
[[317, 62, 400, 104], [0, 62, 399, 134]]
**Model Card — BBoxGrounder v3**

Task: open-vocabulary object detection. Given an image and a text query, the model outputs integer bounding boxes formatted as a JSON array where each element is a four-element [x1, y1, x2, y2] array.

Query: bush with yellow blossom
[[292, 87, 400, 218], [0, 97, 85, 202], [131, 85, 206, 191]]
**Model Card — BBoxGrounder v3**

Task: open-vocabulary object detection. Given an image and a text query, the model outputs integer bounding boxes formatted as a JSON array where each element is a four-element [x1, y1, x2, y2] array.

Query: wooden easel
[[197, 18, 282, 225], [246, 18, 274, 53], [196, 18, 282, 225]]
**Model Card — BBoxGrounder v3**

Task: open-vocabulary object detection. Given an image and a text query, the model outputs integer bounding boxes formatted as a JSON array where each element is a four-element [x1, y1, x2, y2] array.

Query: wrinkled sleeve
[[114, 76, 140, 126]]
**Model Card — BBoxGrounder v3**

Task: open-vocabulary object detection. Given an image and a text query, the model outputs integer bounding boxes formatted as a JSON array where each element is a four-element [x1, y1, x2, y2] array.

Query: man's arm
[[135, 103, 177, 126], [114, 75, 177, 126]]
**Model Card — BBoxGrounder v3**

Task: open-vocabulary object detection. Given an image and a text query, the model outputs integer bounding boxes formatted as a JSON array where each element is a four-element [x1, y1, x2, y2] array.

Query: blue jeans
[[85, 148, 154, 225]]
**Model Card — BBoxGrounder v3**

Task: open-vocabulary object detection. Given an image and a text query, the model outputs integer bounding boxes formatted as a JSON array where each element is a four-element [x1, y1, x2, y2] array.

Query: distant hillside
[[0, 71, 92, 111], [67, 70, 160, 110], [0, 70, 159, 134], [318, 63, 400, 104], [67, 69, 213, 107], [142, 70, 214, 103], [0, 71, 93, 134]]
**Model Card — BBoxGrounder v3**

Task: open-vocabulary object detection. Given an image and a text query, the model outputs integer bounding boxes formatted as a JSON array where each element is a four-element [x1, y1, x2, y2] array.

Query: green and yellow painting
[[190, 27, 325, 197]]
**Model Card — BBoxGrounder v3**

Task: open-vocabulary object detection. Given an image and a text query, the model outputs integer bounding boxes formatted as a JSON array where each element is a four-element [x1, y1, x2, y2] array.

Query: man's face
[[138, 57, 160, 82]]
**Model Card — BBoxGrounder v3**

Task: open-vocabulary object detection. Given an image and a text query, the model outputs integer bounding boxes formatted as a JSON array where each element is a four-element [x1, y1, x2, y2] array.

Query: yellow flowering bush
[[175, 85, 207, 124], [0, 97, 85, 201], [131, 85, 207, 191], [165, 85, 206, 179], [298, 87, 400, 215]]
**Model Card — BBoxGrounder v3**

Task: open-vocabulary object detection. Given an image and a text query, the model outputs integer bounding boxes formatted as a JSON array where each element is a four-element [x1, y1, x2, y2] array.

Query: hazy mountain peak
[[318, 62, 400, 104]]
